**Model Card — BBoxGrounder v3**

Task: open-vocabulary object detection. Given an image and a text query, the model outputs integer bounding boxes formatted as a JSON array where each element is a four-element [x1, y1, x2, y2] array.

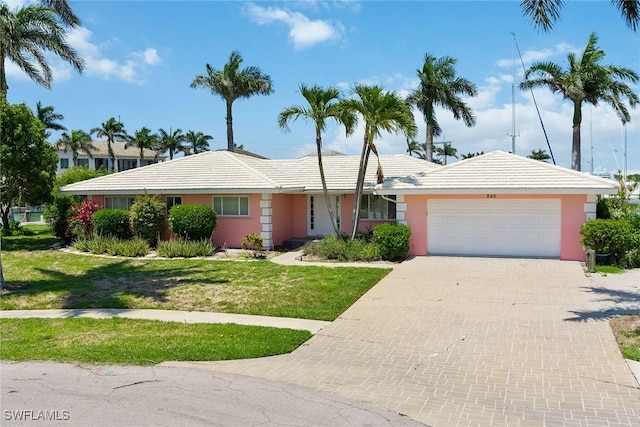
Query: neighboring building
[[59, 150, 618, 261], [55, 140, 166, 175]]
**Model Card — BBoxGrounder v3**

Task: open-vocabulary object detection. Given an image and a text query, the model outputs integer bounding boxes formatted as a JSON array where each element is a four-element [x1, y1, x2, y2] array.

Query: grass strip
[[0, 318, 311, 366]]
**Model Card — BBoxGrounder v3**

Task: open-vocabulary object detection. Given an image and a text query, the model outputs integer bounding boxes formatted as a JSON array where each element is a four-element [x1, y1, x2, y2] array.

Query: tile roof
[[376, 150, 619, 194], [56, 140, 166, 160]]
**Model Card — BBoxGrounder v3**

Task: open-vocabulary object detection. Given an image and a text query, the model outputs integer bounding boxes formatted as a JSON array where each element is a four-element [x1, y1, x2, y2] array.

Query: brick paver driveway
[[168, 257, 640, 426]]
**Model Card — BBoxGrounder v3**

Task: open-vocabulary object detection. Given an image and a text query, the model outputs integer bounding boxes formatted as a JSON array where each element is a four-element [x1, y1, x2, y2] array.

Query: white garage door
[[427, 199, 561, 258]]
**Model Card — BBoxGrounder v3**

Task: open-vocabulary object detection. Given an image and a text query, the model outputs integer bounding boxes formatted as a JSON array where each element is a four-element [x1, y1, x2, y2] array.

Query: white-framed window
[[77, 158, 89, 168], [118, 159, 137, 171], [60, 158, 69, 169], [95, 158, 108, 170], [213, 196, 249, 216], [166, 196, 182, 212], [105, 197, 135, 210], [359, 195, 396, 220]]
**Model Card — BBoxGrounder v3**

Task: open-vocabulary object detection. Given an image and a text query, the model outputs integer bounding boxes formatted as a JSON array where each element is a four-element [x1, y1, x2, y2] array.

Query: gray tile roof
[[56, 140, 166, 160]]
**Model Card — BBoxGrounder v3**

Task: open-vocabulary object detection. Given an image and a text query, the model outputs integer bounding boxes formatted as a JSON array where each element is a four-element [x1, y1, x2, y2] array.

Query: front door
[[308, 195, 340, 236]]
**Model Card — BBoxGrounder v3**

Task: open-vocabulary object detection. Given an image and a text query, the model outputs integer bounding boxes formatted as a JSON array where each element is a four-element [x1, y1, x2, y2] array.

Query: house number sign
[[486, 194, 496, 198]]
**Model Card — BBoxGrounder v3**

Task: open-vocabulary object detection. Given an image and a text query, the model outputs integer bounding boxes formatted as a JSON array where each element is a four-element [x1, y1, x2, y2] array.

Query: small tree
[[43, 195, 75, 244], [129, 193, 166, 246]]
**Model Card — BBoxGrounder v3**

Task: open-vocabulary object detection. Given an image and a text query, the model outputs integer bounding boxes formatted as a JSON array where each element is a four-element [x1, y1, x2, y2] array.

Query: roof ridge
[[224, 151, 285, 188]]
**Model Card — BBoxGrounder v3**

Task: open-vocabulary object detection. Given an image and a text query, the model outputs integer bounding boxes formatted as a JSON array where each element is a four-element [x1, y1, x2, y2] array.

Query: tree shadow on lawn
[[564, 286, 640, 322], [1, 234, 58, 252], [2, 260, 230, 309]]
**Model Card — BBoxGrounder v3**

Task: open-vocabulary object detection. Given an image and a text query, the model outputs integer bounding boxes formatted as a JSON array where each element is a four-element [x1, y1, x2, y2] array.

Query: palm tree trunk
[[572, 102, 582, 171], [107, 138, 114, 172], [316, 132, 340, 236], [0, 54, 8, 96], [426, 123, 435, 163], [226, 101, 234, 152], [350, 131, 370, 239]]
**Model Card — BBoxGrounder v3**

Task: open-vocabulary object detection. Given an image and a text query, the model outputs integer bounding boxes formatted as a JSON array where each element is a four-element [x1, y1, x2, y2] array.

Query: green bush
[[129, 193, 166, 246], [344, 238, 381, 262], [580, 219, 634, 266], [43, 195, 75, 244], [157, 238, 215, 258], [168, 204, 217, 241], [93, 209, 132, 240], [303, 235, 382, 262], [241, 232, 265, 257], [72, 236, 149, 257], [373, 223, 411, 261]]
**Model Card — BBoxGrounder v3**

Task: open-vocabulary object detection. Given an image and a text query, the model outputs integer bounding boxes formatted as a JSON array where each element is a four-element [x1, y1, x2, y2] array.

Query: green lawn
[[0, 318, 311, 365]]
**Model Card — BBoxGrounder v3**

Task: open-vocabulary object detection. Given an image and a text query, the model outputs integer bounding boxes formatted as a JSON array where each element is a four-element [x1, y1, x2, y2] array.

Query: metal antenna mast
[[510, 32, 518, 154]]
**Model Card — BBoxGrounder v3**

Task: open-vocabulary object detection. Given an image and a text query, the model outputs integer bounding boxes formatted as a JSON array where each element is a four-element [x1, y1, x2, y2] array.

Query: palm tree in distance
[[190, 50, 274, 152], [528, 148, 551, 162], [278, 83, 356, 236], [184, 130, 213, 155], [521, 0, 639, 32], [126, 127, 158, 163], [406, 138, 427, 160], [342, 85, 417, 239], [91, 117, 128, 172], [407, 53, 477, 162], [158, 128, 187, 160], [36, 101, 66, 137], [520, 32, 638, 171], [461, 151, 485, 159], [56, 130, 96, 166], [0, 3, 84, 96], [434, 142, 458, 165]]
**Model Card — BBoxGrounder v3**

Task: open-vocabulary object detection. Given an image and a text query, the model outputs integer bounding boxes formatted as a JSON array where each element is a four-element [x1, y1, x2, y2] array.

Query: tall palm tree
[[434, 142, 458, 165], [278, 83, 356, 236], [157, 127, 186, 160], [528, 148, 551, 162], [407, 54, 477, 163], [36, 101, 66, 137], [126, 127, 158, 163], [56, 130, 96, 166], [342, 85, 417, 239], [184, 130, 213, 155], [90, 117, 128, 172], [190, 50, 274, 152], [520, 32, 638, 171], [521, 0, 639, 32], [0, 3, 84, 96]]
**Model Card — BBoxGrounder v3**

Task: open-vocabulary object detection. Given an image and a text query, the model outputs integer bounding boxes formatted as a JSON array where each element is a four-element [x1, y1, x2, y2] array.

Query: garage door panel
[[427, 199, 561, 258]]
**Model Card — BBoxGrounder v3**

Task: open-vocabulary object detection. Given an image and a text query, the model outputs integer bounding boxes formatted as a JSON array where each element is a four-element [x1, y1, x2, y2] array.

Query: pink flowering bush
[[70, 200, 101, 238]]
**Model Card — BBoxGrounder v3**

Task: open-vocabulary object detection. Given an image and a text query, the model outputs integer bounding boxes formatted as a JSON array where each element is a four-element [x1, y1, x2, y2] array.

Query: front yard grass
[[610, 315, 640, 362], [0, 318, 311, 365]]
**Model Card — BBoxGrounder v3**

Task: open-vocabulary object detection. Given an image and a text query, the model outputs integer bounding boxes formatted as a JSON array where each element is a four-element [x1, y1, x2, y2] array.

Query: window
[[95, 158, 108, 170], [118, 159, 137, 171], [213, 196, 249, 216], [77, 158, 89, 168], [60, 158, 69, 169], [359, 195, 396, 220], [105, 197, 135, 210], [166, 196, 182, 212]]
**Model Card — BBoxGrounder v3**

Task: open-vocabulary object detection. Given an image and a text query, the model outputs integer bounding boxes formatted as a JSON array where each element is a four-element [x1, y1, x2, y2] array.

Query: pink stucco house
[[60, 150, 618, 261]]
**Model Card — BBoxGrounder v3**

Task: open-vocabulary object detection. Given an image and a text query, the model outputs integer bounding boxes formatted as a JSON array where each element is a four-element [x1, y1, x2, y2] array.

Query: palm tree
[[461, 151, 485, 159], [184, 130, 213, 155], [520, 32, 639, 171], [90, 117, 128, 172], [190, 50, 274, 152], [36, 101, 66, 137], [278, 83, 356, 236], [528, 148, 551, 162], [0, 3, 84, 96], [41, 0, 82, 28], [56, 130, 96, 166], [342, 85, 417, 239], [521, 0, 639, 32], [407, 53, 477, 162], [158, 127, 187, 160], [406, 138, 427, 160], [434, 142, 458, 165], [126, 127, 158, 163]]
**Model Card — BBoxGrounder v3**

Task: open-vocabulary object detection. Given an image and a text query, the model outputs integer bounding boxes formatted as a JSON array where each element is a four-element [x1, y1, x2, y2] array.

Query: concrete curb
[[0, 309, 330, 334], [626, 359, 640, 388]]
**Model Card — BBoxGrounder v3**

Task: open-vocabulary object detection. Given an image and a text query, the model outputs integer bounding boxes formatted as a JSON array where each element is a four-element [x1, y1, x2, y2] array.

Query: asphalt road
[[0, 362, 424, 427]]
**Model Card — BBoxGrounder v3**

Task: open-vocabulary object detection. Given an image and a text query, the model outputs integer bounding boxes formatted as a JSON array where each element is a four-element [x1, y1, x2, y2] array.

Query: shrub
[[373, 223, 411, 261], [580, 219, 634, 266], [73, 236, 149, 257], [303, 235, 382, 262], [157, 238, 215, 258], [69, 200, 100, 239], [129, 193, 166, 246], [241, 232, 265, 258], [168, 204, 217, 241], [43, 195, 75, 244], [344, 238, 381, 262], [93, 209, 132, 240]]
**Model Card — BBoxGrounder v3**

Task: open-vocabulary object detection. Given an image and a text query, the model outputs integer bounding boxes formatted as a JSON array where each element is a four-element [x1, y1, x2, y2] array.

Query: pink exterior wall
[[291, 195, 308, 237], [211, 194, 262, 248], [403, 194, 588, 261], [271, 194, 294, 246]]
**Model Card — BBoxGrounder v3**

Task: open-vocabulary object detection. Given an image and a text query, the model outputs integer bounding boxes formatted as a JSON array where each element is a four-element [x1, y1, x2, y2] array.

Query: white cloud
[[495, 42, 575, 68], [141, 48, 161, 66], [246, 3, 344, 50]]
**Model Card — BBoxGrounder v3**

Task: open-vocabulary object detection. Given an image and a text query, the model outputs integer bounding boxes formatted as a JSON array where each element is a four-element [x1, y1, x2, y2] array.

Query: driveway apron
[[166, 257, 640, 426]]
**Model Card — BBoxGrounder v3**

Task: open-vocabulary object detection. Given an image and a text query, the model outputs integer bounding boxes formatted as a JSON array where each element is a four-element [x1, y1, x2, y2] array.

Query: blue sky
[[5, 0, 640, 173]]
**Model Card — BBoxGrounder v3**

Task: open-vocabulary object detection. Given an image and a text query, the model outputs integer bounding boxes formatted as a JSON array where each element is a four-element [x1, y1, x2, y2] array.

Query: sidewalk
[[0, 309, 329, 334]]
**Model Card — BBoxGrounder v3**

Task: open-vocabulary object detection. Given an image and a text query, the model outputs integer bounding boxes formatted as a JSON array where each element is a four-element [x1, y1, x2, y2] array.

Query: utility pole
[[510, 32, 519, 154]]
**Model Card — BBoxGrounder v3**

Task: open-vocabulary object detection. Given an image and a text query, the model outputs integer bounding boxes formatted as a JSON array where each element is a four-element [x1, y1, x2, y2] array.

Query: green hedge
[[373, 223, 411, 261], [129, 194, 166, 246], [168, 204, 217, 241], [93, 209, 132, 240], [580, 219, 634, 266]]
